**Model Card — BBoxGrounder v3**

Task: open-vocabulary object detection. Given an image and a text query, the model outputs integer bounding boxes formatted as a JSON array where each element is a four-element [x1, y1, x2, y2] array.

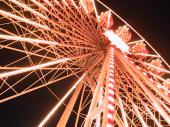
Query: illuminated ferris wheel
[[0, 0, 170, 126]]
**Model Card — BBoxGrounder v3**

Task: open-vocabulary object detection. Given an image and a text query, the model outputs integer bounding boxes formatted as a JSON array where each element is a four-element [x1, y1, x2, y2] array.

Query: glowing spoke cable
[[0, 34, 96, 49], [143, 62, 170, 74], [0, 9, 49, 30], [0, 51, 98, 79], [0, 9, 96, 46], [144, 104, 163, 127], [127, 40, 144, 45], [0, 58, 69, 79], [0, 34, 57, 45], [117, 94, 129, 127], [0, 69, 84, 103], [10, 0, 48, 19], [0, 44, 54, 60], [38, 72, 87, 127], [37, 0, 98, 43]]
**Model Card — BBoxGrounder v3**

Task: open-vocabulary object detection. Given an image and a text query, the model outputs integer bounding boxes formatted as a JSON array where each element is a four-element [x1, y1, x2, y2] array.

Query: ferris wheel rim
[[0, 0, 169, 127]]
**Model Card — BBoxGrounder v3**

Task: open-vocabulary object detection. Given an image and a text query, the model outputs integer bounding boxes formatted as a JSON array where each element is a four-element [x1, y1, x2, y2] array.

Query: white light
[[130, 61, 134, 64], [107, 113, 113, 119], [110, 58, 114, 61], [110, 61, 114, 64], [108, 96, 115, 102], [110, 56, 114, 58], [109, 65, 114, 69], [165, 92, 168, 95], [109, 69, 114, 73], [110, 47, 114, 50], [110, 60, 114, 63], [109, 73, 114, 77], [109, 83, 114, 88], [103, 30, 129, 53], [110, 57, 114, 60], [150, 78, 154, 82], [136, 66, 140, 70], [157, 84, 162, 89], [62, 0, 68, 6], [109, 78, 114, 83], [108, 89, 115, 95], [143, 72, 147, 76], [108, 104, 115, 111], [107, 124, 113, 127]]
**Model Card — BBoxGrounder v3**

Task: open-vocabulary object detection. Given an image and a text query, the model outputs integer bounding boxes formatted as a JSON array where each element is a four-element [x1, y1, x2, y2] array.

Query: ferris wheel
[[0, 0, 170, 127]]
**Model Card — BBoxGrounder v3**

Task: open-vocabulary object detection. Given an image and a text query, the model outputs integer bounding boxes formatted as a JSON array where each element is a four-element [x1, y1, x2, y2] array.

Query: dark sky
[[0, 0, 170, 127]]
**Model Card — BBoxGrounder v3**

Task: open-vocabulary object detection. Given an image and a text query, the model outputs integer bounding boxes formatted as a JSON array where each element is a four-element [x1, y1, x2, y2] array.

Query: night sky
[[0, 0, 170, 127]]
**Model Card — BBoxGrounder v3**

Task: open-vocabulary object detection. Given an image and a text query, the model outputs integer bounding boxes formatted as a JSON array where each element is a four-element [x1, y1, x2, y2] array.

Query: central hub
[[103, 30, 129, 54]]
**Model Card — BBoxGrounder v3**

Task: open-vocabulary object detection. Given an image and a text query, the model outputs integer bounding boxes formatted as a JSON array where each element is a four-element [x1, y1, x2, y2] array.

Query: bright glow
[[107, 124, 113, 127], [109, 72, 114, 77], [62, 0, 68, 6], [109, 83, 114, 88], [152, 102, 170, 125], [161, 86, 170, 94], [70, 0, 78, 8], [110, 59, 114, 62], [157, 84, 162, 89], [109, 73, 114, 77], [109, 78, 114, 83], [108, 104, 114, 111], [103, 30, 129, 53], [143, 72, 147, 76], [110, 58, 114, 61], [107, 10, 111, 28], [38, 73, 86, 127], [110, 56, 114, 59], [79, 0, 88, 14], [136, 66, 140, 70], [130, 61, 134, 64], [109, 70, 114, 73], [108, 96, 115, 103], [107, 113, 113, 119], [110, 61, 114, 64], [108, 89, 115, 95], [109, 65, 114, 69], [150, 78, 154, 82]]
